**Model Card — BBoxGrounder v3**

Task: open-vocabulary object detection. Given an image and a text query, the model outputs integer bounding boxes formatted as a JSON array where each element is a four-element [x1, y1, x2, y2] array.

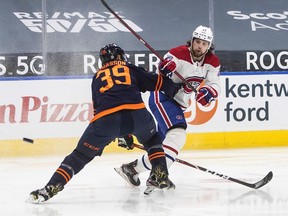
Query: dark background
[[1, 0, 287, 78]]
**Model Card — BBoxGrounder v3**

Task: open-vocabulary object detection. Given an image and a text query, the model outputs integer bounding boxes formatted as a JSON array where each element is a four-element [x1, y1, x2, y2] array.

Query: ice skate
[[28, 183, 64, 203], [144, 166, 175, 195], [114, 159, 140, 186]]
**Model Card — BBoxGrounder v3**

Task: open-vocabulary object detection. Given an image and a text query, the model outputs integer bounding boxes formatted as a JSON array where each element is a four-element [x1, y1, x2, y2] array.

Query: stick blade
[[254, 171, 273, 189]]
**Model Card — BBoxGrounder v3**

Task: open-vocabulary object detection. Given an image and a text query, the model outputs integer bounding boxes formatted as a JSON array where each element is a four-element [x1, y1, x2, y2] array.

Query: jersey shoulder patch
[[169, 45, 191, 62]]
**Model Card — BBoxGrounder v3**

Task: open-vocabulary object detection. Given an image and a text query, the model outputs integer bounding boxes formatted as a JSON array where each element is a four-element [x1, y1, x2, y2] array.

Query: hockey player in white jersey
[[115, 25, 221, 191]]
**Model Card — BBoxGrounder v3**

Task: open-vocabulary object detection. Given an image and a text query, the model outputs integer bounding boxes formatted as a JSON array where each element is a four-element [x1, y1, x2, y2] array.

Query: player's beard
[[191, 48, 205, 58]]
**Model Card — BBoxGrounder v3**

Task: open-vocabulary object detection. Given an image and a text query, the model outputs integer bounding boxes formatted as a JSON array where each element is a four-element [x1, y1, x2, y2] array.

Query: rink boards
[[1, 0, 288, 157], [1, 130, 288, 157], [0, 74, 288, 157]]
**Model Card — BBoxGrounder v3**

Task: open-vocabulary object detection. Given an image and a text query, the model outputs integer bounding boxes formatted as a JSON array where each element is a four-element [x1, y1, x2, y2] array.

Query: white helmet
[[192, 25, 213, 49]]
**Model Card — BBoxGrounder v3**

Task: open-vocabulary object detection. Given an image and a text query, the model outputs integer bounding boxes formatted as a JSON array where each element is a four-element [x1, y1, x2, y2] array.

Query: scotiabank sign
[[227, 11, 288, 31]]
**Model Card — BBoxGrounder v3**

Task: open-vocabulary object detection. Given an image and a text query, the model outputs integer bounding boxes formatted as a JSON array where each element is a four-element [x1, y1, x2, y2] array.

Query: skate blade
[[114, 167, 136, 187], [144, 183, 175, 195], [160, 182, 176, 190], [144, 186, 156, 195], [26, 194, 45, 204]]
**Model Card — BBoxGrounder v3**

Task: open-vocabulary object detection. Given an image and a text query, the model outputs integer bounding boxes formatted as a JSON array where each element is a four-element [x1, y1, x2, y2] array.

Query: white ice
[[1, 147, 287, 216]]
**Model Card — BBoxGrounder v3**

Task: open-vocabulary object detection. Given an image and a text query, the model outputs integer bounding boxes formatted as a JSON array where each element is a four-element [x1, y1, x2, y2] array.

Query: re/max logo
[[13, 11, 143, 33]]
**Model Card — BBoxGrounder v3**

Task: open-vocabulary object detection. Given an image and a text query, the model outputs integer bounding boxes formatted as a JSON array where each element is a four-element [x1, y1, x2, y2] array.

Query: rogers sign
[[0, 96, 93, 123], [227, 11, 288, 31]]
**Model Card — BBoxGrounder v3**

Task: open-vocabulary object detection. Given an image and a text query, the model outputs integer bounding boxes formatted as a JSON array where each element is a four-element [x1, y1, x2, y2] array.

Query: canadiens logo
[[183, 77, 201, 94]]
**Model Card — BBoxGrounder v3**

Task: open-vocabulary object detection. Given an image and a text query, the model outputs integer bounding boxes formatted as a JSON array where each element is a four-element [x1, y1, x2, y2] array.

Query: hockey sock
[[133, 128, 186, 173], [147, 144, 168, 174], [47, 150, 93, 186], [162, 128, 186, 168]]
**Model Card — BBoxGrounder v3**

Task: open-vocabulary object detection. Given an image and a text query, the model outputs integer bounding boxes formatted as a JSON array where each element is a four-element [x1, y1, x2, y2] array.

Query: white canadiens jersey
[[164, 45, 221, 108]]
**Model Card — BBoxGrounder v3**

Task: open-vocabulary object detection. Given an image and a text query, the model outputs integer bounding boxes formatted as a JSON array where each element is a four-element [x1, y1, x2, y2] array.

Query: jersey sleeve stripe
[[155, 74, 163, 91], [90, 103, 146, 123]]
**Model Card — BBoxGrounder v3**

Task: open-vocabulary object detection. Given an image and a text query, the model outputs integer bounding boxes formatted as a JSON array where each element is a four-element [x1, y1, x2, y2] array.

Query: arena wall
[[1, 0, 287, 157]]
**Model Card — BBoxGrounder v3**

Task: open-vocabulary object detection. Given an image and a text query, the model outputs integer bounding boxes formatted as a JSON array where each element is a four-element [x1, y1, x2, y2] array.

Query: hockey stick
[[100, 0, 197, 93], [133, 143, 273, 189]]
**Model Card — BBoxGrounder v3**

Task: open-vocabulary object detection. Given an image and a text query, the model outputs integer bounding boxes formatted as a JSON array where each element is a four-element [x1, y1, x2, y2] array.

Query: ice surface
[[1, 147, 287, 216]]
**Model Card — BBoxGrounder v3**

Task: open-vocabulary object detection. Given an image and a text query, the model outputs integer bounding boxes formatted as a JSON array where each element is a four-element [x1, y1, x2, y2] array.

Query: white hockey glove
[[118, 134, 134, 150]]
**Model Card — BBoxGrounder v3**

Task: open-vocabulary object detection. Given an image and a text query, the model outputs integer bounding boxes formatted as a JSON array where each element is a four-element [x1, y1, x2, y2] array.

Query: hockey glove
[[196, 86, 218, 106], [118, 134, 134, 150], [158, 56, 176, 77]]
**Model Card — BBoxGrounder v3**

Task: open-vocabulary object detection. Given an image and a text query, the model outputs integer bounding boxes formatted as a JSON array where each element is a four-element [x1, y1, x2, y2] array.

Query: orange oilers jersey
[[90, 60, 177, 122]]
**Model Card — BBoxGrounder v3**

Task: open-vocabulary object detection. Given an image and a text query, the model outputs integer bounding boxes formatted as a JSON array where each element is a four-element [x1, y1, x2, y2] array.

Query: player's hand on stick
[[118, 134, 134, 150], [196, 86, 218, 106], [158, 57, 176, 77]]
